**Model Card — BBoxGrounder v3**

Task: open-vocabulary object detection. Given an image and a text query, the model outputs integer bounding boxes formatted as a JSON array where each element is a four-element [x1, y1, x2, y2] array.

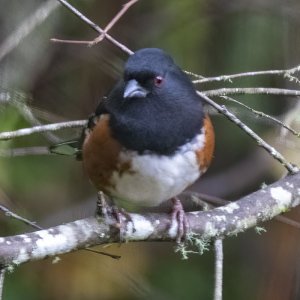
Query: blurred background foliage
[[0, 0, 300, 299]]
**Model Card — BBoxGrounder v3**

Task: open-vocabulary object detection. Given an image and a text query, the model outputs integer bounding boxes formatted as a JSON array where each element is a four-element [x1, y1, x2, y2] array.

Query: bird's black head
[[106, 48, 204, 154], [123, 48, 174, 99]]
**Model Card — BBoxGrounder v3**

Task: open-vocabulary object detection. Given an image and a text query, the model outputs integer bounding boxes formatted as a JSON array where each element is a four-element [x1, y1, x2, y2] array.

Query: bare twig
[[280, 102, 300, 138], [0, 0, 59, 62], [204, 87, 300, 98], [221, 96, 300, 137], [53, 0, 300, 92], [50, 38, 93, 45], [0, 268, 4, 300], [0, 89, 61, 143], [0, 147, 50, 157], [193, 65, 300, 84], [214, 239, 223, 300], [0, 120, 86, 141], [275, 215, 300, 229], [0, 205, 42, 230], [84, 248, 121, 260], [90, 0, 139, 46], [184, 70, 205, 80], [14, 100, 61, 143], [2, 86, 299, 142], [198, 91, 299, 174], [52, 0, 300, 175], [15, 105, 61, 143], [55, 0, 133, 55]]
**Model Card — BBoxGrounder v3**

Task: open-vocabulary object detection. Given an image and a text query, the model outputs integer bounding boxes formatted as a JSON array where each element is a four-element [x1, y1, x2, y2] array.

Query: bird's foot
[[96, 192, 132, 242], [96, 191, 111, 221], [170, 197, 189, 243]]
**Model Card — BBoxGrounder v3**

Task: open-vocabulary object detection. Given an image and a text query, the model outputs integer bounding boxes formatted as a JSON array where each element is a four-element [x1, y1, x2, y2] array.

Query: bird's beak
[[123, 79, 148, 99]]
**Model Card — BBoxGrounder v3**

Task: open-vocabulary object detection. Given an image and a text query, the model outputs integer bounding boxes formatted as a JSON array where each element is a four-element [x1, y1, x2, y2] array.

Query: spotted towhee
[[53, 48, 215, 242]]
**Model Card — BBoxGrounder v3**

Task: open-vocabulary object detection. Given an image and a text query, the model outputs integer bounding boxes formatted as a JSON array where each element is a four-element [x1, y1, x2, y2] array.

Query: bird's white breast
[[108, 132, 205, 207]]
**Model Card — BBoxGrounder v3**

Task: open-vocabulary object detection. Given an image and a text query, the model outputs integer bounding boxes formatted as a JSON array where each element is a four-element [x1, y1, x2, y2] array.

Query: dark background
[[0, 0, 300, 299]]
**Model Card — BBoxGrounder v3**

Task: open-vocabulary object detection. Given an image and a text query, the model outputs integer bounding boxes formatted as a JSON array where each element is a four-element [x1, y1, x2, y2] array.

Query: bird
[[53, 48, 215, 242]]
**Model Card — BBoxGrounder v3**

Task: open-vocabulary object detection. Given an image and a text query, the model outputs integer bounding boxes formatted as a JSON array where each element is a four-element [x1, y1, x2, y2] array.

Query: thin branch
[[193, 65, 300, 84], [198, 91, 299, 174], [275, 215, 300, 229], [50, 38, 93, 45], [14, 105, 61, 144], [0, 89, 61, 143], [184, 70, 205, 80], [0, 120, 86, 141], [0, 147, 50, 157], [204, 87, 300, 98], [0, 205, 42, 230], [280, 101, 300, 139], [14, 98, 60, 143], [54, 0, 300, 91], [84, 248, 121, 260], [90, 0, 139, 46], [0, 172, 299, 267], [56, 0, 133, 55], [1, 86, 299, 142], [0, 0, 59, 62], [0, 269, 4, 300], [221, 96, 300, 137], [214, 239, 223, 300]]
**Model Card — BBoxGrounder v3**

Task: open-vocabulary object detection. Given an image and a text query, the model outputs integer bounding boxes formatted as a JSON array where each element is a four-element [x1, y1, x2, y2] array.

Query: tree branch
[[193, 65, 300, 84], [90, 0, 139, 46], [204, 87, 300, 98], [0, 205, 42, 230], [1, 89, 61, 143], [0, 268, 4, 300], [214, 239, 223, 300], [0, 172, 299, 267], [1, 86, 300, 142], [0, 147, 50, 157], [55, 0, 133, 55], [220, 96, 300, 137], [0, 0, 59, 62], [198, 92, 299, 174], [0, 120, 86, 141]]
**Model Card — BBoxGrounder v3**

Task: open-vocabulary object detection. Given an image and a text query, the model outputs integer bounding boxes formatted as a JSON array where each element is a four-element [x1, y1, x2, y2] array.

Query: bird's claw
[[96, 192, 132, 242], [170, 197, 189, 243]]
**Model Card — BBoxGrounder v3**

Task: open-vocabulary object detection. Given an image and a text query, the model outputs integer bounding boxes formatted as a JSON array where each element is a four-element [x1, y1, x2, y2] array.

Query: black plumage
[[98, 48, 204, 155]]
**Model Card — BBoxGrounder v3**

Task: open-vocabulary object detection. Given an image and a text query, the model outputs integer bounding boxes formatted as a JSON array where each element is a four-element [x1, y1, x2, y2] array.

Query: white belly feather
[[108, 133, 205, 207]]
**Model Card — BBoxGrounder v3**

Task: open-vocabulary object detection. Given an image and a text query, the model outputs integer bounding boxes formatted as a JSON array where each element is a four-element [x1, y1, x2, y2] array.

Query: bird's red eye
[[154, 76, 164, 87]]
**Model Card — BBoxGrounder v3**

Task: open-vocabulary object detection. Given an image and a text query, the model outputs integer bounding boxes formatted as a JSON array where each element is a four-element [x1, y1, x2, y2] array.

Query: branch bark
[[0, 172, 299, 268], [214, 239, 223, 300], [56, 0, 133, 55], [0, 268, 4, 300], [198, 91, 299, 174], [90, 0, 139, 45], [0, 120, 86, 140], [193, 65, 300, 84], [0, 0, 59, 62], [204, 87, 300, 97]]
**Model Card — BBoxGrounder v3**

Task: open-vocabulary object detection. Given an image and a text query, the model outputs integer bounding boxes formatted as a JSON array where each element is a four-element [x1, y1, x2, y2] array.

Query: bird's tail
[[49, 140, 82, 160]]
